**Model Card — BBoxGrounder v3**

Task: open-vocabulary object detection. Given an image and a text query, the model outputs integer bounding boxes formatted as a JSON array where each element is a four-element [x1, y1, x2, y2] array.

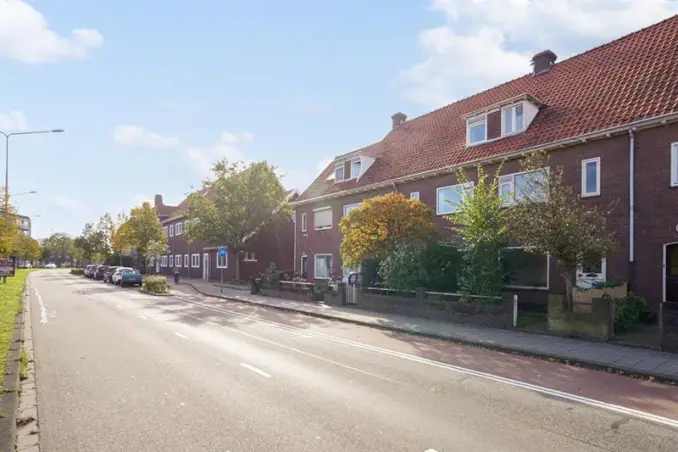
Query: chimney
[[531, 49, 557, 75], [391, 112, 407, 130], [154, 194, 164, 207]]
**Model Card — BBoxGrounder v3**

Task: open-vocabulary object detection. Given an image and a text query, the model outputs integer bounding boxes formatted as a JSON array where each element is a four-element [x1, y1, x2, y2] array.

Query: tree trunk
[[235, 255, 241, 281], [562, 271, 574, 311]]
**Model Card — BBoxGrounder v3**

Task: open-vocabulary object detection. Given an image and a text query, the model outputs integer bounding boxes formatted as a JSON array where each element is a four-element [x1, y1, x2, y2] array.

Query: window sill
[[315, 226, 332, 231], [244, 259, 258, 263], [581, 192, 600, 198]]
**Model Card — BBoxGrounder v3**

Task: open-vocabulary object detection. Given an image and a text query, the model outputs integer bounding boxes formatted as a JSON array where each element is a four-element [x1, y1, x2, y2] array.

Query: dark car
[[94, 265, 109, 281], [119, 269, 143, 288], [103, 266, 122, 283]]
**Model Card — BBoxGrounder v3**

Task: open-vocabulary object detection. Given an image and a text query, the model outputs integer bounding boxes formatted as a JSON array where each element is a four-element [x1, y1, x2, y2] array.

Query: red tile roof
[[297, 15, 678, 203]]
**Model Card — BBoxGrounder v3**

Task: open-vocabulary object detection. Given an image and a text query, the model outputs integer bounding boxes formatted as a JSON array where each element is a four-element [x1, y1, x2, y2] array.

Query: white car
[[111, 267, 134, 285], [44, 263, 57, 269]]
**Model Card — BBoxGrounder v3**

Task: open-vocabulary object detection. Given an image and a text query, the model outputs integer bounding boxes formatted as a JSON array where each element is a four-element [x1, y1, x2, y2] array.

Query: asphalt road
[[30, 270, 678, 451]]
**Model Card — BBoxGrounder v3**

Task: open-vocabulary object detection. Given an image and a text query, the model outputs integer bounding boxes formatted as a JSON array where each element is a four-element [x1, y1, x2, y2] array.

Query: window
[[169, 225, 174, 237], [671, 143, 678, 186], [314, 254, 333, 279], [335, 165, 345, 182], [499, 169, 548, 206], [162, 226, 168, 236], [300, 255, 308, 278], [314, 207, 332, 230], [244, 252, 257, 262], [191, 253, 200, 268], [161, 256, 168, 267], [467, 116, 486, 145], [576, 252, 607, 288], [351, 160, 362, 179], [410, 192, 420, 200], [343, 203, 361, 216], [175, 221, 183, 235], [183, 254, 189, 268], [502, 104, 525, 135], [217, 252, 228, 268], [301, 213, 307, 232], [176, 254, 182, 267], [436, 183, 473, 215], [169, 255, 174, 267], [581, 157, 600, 197], [502, 247, 549, 289]]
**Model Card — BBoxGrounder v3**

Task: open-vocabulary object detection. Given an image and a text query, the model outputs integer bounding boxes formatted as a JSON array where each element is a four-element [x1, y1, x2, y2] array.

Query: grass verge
[[0, 270, 28, 375]]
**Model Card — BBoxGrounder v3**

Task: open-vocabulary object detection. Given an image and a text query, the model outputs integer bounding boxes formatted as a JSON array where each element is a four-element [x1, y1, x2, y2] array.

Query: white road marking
[[169, 296, 678, 429], [174, 332, 190, 340], [33, 287, 49, 324], [425, 449, 439, 452], [116, 304, 123, 308], [240, 363, 271, 378], [138, 315, 147, 320]]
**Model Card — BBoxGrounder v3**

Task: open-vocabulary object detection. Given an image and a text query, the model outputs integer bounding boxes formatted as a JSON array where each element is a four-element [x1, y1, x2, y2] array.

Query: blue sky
[[1, 0, 676, 238]]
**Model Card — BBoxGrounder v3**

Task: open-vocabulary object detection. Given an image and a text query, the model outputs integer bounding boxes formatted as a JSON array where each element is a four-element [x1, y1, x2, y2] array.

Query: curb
[[0, 286, 26, 452], [182, 285, 678, 385], [15, 281, 39, 452]]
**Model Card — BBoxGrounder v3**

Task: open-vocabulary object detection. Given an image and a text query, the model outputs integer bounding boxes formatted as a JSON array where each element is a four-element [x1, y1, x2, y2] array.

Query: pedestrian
[[173, 267, 180, 284]]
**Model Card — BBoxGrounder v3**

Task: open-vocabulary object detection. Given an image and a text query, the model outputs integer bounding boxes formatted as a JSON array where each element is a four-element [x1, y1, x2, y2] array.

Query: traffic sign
[[217, 247, 227, 257]]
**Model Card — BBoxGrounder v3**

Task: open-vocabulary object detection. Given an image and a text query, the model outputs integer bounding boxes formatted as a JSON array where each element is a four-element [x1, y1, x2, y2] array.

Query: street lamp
[[11, 190, 37, 197]]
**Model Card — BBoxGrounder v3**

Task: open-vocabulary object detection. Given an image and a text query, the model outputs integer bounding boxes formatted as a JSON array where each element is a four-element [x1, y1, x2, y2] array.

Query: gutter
[[629, 128, 636, 263], [292, 111, 678, 207]]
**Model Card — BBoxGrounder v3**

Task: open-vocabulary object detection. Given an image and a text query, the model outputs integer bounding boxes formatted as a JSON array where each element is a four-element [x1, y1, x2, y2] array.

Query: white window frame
[[191, 253, 200, 268], [169, 224, 174, 237], [350, 159, 361, 179], [183, 254, 189, 268], [671, 143, 678, 187], [576, 257, 607, 289], [502, 246, 550, 290], [161, 256, 168, 267], [501, 103, 525, 136], [314, 254, 333, 279], [244, 252, 257, 262], [168, 255, 174, 267], [176, 254, 182, 268], [467, 115, 487, 146], [581, 157, 601, 197], [175, 221, 183, 235], [409, 192, 420, 200], [334, 165, 345, 182], [216, 252, 228, 268], [343, 203, 361, 217], [162, 226, 168, 236], [498, 168, 549, 206], [300, 212, 308, 232], [313, 206, 333, 231], [436, 182, 473, 215]]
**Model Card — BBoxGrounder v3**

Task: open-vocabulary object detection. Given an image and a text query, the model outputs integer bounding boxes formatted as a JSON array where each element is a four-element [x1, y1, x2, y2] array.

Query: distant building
[[16, 214, 31, 237]]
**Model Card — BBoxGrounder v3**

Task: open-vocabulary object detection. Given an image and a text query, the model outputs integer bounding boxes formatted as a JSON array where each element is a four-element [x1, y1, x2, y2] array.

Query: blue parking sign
[[217, 247, 227, 257]]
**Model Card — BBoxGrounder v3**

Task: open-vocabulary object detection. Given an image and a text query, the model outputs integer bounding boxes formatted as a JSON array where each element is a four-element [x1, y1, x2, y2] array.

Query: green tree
[[184, 160, 290, 280], [0, 192, 19, 259], [41, 233, 74, 265], [145, 239, 168, 274], [507, 152, 618, 308], [126, 202, 165, 270], [74, 222, 107, 263], [447, 164, 508, 297], [96, 213, 115, 258]]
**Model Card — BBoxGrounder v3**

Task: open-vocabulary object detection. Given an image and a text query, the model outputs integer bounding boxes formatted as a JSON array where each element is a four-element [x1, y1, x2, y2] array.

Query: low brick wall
[[547, 294, 614, 341], [350, 288, 514, 329], [258, 281, 315, 303]]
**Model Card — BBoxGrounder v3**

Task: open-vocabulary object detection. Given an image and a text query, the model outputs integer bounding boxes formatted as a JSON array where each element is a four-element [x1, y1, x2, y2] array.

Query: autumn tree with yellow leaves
[[339, 192, 438, 268]]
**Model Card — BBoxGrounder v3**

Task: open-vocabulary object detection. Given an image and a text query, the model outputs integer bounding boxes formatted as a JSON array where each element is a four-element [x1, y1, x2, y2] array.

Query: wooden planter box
[[573, 283, 627, 313]]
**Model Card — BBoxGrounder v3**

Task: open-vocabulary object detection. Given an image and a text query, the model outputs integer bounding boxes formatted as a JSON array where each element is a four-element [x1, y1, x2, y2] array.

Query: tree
[[12, 233, 41, 263], [111, 220, 133, 256], [339, 192, 438, 268], [41, 233, 74, 265], [507, 151, 618, 307], [447, 164, 508, 297], [74, 223, 107, 263], [96, 213, 115, 258], [0, 192, 19, 259], [145, 239, 168, 274], [126, 202, 165, 270], [184, 160, 290, 280]]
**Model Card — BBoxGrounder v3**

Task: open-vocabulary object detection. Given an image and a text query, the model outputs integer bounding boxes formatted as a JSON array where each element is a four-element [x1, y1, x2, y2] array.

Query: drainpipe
[[293, 211, 297, 275], [628, 128, 636, 264]]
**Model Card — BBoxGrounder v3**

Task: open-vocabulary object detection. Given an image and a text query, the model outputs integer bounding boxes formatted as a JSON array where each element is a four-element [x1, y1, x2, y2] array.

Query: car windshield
[[123, 269, 137, 274]]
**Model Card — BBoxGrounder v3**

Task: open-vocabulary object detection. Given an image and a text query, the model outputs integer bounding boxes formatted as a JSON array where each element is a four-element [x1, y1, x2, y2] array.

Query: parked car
[[103, 266, 123, 283], [84, 265, 95, 278], [118, 269, 142, 287], [44, 263, 57, 269], [110, 267, 133, 285], [94, 265, 109, 281]]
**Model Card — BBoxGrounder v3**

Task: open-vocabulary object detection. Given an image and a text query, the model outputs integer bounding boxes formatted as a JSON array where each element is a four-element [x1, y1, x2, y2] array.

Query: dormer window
[[468, 116, 487, 145], [502, 103, 524, 135], [351, 160, 361, 178], [335, 165, 345, 182]]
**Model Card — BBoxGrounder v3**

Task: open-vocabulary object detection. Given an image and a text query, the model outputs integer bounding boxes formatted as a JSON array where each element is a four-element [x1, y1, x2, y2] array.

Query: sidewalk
[[171, 277, 678, 382]]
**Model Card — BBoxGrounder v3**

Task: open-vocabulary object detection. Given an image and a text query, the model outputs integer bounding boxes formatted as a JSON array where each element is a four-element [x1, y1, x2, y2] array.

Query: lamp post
[[11, 190, 37, 197]]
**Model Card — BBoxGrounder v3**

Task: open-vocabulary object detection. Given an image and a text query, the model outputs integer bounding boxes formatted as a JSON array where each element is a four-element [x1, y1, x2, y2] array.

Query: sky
[[1, 0, 677, 239]]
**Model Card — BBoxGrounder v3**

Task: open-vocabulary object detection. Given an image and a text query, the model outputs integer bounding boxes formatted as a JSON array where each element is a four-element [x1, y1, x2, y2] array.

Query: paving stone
[[17, 445, 39, 452], [16, 432, 39, 450]]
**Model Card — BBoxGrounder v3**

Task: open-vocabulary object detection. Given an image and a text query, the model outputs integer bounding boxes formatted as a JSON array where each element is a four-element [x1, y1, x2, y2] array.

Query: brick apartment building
[[291, 16, 678, 311], [153, 188, 298, 282]]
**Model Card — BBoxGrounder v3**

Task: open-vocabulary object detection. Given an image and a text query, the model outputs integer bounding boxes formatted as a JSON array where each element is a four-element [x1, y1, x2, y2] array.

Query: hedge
[[70, 268, 85, 275], [140, 275, 170, 295]]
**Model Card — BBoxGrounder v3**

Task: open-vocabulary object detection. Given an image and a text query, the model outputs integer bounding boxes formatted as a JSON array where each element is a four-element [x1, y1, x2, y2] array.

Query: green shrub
[[70, 268, 85, 275], [262, 262, 282, 285], [360, 257, 381, 287], [140, 275, 170, 295], [614, 292, 653, 333], [379, 241, 462, 292]]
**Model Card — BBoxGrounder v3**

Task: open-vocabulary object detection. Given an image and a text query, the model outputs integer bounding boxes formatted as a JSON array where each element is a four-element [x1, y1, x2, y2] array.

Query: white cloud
[[0, 0, 103, 64], [185, 131, 253, 177], [113, 125, 181, 149], [400, 0, 678, 108], [48, 195, 83, 214], [0, 110, 27, 131]]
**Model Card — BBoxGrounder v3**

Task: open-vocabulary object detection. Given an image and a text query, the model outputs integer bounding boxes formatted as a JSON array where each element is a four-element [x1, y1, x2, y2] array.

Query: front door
[[203, 253, 210, 281], [300, 255, 308, 279], [665, 244, 678, 302]]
